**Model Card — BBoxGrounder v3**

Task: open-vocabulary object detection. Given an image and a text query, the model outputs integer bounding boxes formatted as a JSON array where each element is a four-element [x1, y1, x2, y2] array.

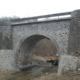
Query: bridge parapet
[[11, 12, 71, 26]]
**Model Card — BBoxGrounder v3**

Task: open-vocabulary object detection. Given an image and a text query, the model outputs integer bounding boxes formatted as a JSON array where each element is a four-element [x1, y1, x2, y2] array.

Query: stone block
[[71, 10, 80, 18], [0, 50, 18, 71], [57, 55, 78, 76]]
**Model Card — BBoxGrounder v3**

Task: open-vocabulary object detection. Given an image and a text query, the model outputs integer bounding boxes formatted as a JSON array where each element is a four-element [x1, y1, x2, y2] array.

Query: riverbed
[[1, 65, 58, 80]]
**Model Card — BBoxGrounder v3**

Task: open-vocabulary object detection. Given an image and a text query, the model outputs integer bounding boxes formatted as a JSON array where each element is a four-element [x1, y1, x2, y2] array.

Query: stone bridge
[[0, 10, 80, 71]]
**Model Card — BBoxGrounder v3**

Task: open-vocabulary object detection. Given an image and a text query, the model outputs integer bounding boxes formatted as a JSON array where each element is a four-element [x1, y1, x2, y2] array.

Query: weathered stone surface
[[68, 10, 80, 53], [0, 10, 80, 71], [57, 55, 79, 76], [0, 20, 11, 26], [71, 9, 80, 18], [0, 50, 18, 71], [0, 26, 12, 49], [12, 21, 70, 68]]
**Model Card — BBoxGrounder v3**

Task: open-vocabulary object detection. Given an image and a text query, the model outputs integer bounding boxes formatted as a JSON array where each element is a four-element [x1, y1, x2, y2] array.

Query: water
[[1, 65, 58, 80]]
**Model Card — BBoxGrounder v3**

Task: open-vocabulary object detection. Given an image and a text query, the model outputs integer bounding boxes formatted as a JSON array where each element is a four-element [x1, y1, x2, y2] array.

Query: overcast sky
[[0, 0, 80, 18]]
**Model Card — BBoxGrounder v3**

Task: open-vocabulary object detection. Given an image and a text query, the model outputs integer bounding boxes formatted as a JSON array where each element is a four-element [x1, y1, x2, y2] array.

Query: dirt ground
[[0, 67, 80, 80], [0, 71, 17, 78], [33, 75, 80, 80], [0, 71, 80, 80], [33, 70, 80, 80]]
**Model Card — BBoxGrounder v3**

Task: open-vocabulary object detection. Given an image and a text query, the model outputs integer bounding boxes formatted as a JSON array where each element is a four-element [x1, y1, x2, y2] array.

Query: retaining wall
[[0, 50, 18, 71], [57, 55, 80, 76]]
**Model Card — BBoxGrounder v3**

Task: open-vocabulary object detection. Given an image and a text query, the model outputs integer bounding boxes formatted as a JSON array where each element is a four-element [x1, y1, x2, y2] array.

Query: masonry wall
[[0, 50, 18, 71], [68, 10, 80, 53], [0, 20, 12, 49], [12, 20, 70, 54], [0, 20, 18, 71], [57, 54, 79, 76]]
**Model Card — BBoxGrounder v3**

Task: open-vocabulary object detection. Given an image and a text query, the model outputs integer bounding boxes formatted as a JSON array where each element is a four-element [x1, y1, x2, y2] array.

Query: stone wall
[[0, 20, 12, 49], [12, 20, 70, 68], [0, 50, 18, 71], [68, 10, 80, 53], [57, 55, 79, 76], [12, 20, 70, 55]]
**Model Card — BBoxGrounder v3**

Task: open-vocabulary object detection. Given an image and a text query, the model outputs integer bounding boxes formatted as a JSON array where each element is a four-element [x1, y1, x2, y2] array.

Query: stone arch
[[16, 34, 62, 69]]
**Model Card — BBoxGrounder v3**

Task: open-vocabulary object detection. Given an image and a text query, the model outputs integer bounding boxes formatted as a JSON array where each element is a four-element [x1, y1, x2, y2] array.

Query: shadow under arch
[[16, 34, 61, 69]]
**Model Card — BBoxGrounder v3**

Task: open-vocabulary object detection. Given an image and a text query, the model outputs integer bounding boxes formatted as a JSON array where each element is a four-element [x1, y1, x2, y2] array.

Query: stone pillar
[[68, 10, 80, 53], [57, 54, 78, 76]]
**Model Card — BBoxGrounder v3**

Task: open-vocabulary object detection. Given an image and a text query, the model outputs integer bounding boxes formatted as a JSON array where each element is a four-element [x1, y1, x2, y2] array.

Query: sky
[[0, 0, 80, 18]]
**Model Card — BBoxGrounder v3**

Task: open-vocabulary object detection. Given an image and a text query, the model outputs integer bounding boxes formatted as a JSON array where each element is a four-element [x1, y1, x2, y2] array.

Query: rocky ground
[[33, 70, 80, 80], [0, 71, 17, 78], [0, 66, 80, 80]]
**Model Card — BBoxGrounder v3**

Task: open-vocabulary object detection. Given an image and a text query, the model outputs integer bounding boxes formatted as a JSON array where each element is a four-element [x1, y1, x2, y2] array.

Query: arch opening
[[18, 35, 58, 69]]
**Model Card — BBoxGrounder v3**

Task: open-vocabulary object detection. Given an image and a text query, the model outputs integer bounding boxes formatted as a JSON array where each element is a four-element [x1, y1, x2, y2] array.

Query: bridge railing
[[11, 12, 71, 25]]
